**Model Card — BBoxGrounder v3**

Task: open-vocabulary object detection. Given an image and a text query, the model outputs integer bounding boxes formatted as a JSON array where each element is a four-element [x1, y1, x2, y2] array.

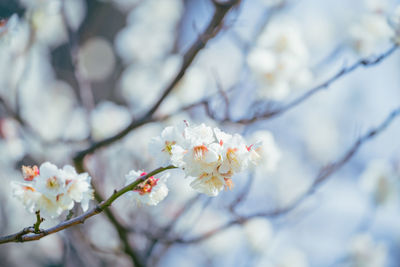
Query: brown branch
[[165, 106, 400, 244], [0, 165, 175, 245], [158, 45, 399, 126], [228, 172, 254, 212], [73, 0, 241, 163], [237, 44, 399, 124], [93, 185, 144, 267], [74, 156, 145, 266], [145, 195, 202, 260]]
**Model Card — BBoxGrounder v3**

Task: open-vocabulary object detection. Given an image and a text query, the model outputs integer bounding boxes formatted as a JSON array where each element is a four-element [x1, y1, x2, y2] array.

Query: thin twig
[[159, 45, 399, 126], [0, 165, 176, 245], [164, 106, 400, 244], [33, 211, 43, 234], [237, 44, 399, 124], [73, 0, 241, 163], [145, 195, 201, 260]]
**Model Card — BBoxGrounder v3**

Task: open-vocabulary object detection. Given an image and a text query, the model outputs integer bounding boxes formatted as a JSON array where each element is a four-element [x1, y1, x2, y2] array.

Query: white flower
[[151, 122, 269, 197], [243, 218, 274, 254], [171, 123, 221, 177], [349, 234, 387, 267], [180, 143, 221, 177], [35, 162, 66, 198], [248, 130, 281, 172], [125, 170, 169, 206], [183, 123, 215, 147], [248, 18, 312, 100], [149, 124, 185, 166], [276, 248, 309, 267], [114, 0, 182, 63], [190, 170, 230, 197], [214, 128, 251, 175], [90, 101, 131, 141], [11, 182, 41, 213], [359, 159, 399, 205], [257, 19, 309, 59], [349, 12, 394, 56], [62, 165, 94, 212], [11, 162, 94, 219]]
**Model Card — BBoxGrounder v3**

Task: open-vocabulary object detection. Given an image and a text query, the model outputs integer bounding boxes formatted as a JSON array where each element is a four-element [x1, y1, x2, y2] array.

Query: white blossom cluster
[[115, 0, 183, 114], [149, 122, 267, 197], [348, 234, 388, 267], [247, 18, 312, 100], [12, 162, 94, 219], [348, 0, 395, 56]]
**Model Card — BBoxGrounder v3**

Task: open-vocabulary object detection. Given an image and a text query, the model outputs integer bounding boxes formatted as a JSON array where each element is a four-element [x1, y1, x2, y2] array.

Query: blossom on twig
[[12, 162, 94, 219]]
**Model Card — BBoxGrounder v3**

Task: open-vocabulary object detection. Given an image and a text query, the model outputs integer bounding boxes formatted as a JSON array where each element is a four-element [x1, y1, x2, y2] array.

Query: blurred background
[[1, 0, 400, 266]]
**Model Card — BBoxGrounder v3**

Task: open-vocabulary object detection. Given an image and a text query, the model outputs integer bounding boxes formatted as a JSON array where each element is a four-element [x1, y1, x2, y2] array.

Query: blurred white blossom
[[273, 247, 309, 267], [348, 0, 394, 56], [248, 130, 281, 173], [115, 0, 183, 64], [349, 234, 387, 267], [91, 101, 131, 140], [359, 159, 400, 205], [78, 37, 116, 82], [248, 18, 312, 100], [243, 218, 274, 254]]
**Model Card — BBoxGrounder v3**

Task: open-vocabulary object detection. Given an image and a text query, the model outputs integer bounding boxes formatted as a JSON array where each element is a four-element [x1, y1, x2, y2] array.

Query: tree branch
[[73, 0, 241, 163], [165, 106, 400, 244], [33, 211, 43, 234], [0, 165, 176, 245], [237, 44, 399, 123], [157, 45, 399, 126]]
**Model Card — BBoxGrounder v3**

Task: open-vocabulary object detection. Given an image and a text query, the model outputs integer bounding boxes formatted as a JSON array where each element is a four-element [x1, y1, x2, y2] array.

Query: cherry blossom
[[12, 163, 94, 219], [125, 170, 169, 206]]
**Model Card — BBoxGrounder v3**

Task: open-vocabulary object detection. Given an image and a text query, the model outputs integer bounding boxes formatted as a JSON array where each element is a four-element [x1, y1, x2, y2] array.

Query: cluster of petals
[[348, 0, 395, 56], [247, 18, 312, 100], [12, 162, 94, 219], [149, 122, 260, 196], [125, 170, 169, 206]]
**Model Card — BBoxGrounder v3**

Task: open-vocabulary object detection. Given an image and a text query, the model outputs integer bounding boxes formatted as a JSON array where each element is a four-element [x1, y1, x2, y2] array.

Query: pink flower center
[[193, 145, 208, 160], [134, 172, 160, 195], [162, 140, 176, 155], [46, 176, 60, 190]]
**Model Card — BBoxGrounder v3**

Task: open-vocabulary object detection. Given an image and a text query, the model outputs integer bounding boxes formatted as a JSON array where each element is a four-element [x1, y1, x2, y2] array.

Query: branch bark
[[237, 44, 399, 123], [164, 106, 400, 244], [0, 165, 176, 245], [73, 0, 241, 163]]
